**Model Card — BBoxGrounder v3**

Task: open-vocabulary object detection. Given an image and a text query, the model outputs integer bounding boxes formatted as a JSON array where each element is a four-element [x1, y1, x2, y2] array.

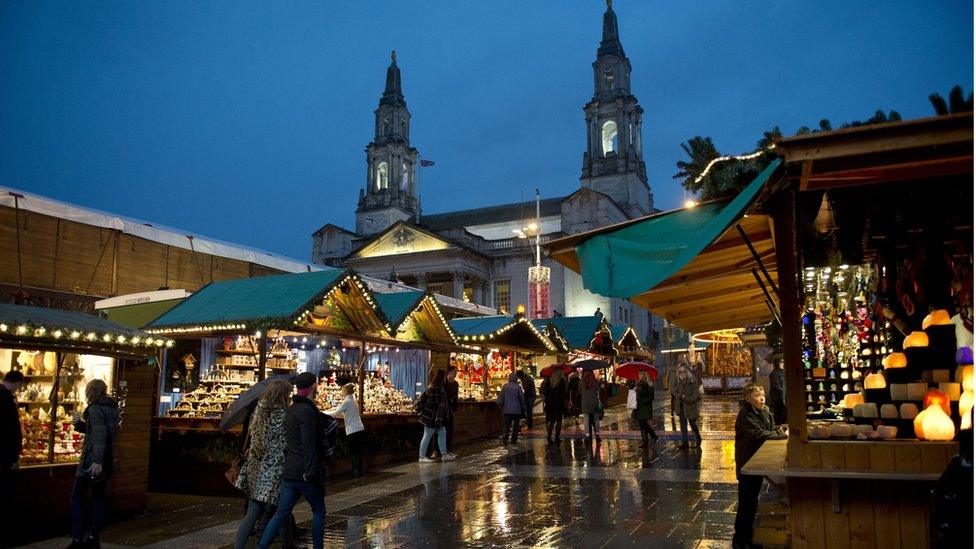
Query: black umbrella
[[573, 359, 611, 371], [218, 374, 295, 432]]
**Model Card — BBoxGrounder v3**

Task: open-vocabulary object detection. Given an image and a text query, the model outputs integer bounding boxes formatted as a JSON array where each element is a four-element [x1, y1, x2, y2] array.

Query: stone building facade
[[312, 3, 661, 346]]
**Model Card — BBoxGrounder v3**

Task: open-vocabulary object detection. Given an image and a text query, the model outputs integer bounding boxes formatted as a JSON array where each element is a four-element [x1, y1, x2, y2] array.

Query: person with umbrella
[[580, 370, 603, 444], [635, 371, 659, 447], [540, 367, 567, 443], [234, 380, 294, 549]]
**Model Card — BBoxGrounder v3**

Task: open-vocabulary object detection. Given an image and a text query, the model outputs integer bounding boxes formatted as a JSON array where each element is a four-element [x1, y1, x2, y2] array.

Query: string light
[[690, 145, 773, 188]]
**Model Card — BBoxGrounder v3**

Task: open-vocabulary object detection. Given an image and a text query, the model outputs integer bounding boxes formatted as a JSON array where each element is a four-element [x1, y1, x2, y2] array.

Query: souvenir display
[[313, 373, 415, 415], [164, 380, 249, 418]]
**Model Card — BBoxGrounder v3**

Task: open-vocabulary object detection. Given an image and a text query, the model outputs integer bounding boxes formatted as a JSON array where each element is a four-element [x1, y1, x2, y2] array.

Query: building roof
[[450, 315, 556, 353], [1, 185, 319, 274], [374, 290, 426, 329], [421, 197, 566, 231]]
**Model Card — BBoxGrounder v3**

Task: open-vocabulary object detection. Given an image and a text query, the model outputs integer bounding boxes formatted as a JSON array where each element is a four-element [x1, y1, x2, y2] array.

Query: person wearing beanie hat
[[259, 371, 326, 549]]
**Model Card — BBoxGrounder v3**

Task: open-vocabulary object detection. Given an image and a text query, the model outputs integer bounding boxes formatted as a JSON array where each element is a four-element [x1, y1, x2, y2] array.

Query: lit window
[[376, 162, 389, 190], [402, 163, 409, 190], [493, 279, 511, 315], [602, 121, 619, 156], [603, 71, 614, 90]]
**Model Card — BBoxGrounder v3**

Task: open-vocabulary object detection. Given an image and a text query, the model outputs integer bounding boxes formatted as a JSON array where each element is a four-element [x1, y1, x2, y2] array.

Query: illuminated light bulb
[[683, 199, 698, 208], [16, 326, 27, 335], [52, 330, 63, 338], [70, 331, 80, 339]]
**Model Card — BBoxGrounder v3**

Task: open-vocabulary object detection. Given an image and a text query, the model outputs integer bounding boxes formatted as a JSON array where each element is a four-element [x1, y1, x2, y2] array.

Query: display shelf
[[215, 349, 259, 356]]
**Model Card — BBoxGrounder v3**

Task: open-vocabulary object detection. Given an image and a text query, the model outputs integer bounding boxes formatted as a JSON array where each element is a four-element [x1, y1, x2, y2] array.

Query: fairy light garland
[[0, 320, 173, 349], [691, 145, 775, 188]]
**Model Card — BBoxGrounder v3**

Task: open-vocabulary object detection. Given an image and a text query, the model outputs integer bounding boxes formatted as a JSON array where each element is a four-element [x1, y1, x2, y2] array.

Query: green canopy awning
[[374, 291, 425, 329], [546, 316, 605, 351], [575, 159, 780, 299], [547, 160, 781, 333], [450, 316, 556, 353]]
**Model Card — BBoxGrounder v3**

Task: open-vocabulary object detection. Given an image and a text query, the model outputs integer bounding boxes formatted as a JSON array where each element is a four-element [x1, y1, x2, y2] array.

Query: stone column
[[482, 280, 492, 307], [472, 277, 483, 305], [416, 272, 428, 291], [451, 271, 465, 300]]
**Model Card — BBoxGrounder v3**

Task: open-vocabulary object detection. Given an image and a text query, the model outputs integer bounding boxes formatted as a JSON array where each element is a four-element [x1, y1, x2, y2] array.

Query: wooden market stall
[[142, 268, 481, 493], [447, 315, 556, 401], [546, 113, 974, 548], [742, 113, 973, 548], [541, 316, 626, 405], [0, 303, 171, 545]]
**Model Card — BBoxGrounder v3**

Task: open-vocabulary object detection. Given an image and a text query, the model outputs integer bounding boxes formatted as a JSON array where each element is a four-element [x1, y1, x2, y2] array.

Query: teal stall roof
[[546, 316, 605, 351], [147, 269, 348, 330], [449, 315, 517, 337], [374, 291, 426, 329]]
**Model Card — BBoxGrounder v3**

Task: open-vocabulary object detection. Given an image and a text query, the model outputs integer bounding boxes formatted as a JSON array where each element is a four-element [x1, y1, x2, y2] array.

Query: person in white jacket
[[325, 383, 366, 477]]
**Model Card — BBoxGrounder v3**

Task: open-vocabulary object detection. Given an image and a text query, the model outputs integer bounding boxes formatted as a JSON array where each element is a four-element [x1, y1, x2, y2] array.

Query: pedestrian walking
[[234, 380, 294, 549], [416, 370, 454, 462], [540, 368, 567, 443], [517, 369, 537, 430], [258, 372, 326, 549], [635, 371, 659, 447], [667, 362, 680, 431], [733, 383, 786, 549], [69, 379, 120, 549], [0, 370, 23, 547], [567, 371, 582, 428], [580, 370, 603, 444], [325, 383, 366, 477], [768, 359, 787, 425], [675, 361, 703, 449], [427, 367, 459, 458], [497, 373, 525, 444]]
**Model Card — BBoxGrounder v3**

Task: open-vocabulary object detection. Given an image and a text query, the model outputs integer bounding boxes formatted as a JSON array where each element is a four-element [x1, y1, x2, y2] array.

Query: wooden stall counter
[[742, 439, 959, 548]]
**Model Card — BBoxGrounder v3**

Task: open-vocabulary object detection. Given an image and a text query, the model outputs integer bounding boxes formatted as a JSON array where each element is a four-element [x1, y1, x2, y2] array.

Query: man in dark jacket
[[259, 372, 325, 549], [517, 370, 537, 430], [733, 383, 786, 549], [0, 371, 23, 547]]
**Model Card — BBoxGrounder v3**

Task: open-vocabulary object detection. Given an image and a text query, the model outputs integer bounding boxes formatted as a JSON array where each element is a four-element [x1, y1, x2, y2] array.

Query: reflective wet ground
[[272, 395, 746, 548], [27, 394, 767, 548]]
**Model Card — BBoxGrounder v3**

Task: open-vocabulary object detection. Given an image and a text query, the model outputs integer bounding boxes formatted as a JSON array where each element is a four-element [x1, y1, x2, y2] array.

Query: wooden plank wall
[[788, 440, 958, 548], [0, 206, 288, 300], [109, 359, 157, 513]]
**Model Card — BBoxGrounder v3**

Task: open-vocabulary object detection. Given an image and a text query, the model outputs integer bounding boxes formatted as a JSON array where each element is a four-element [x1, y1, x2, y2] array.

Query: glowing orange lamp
[[864, 371, 886, 389], [922, 309, 952, 330], [883, 353, 907, 369], [917, 404, 956, 441], [923, 389, 951, 416], [903, 331, 929, 348]]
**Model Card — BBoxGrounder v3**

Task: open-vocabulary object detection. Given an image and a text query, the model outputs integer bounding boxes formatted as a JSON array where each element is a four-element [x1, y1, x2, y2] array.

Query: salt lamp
[[913, 406, 928, 438], [842, 393, 864, 408], [938, 382, 961, 401], [932, 370, 950, 383], [924, 389, 951, 415], [959, 390, 973, 424], [918, 404, 955, 441], [956, 347, 973, 366], [890, 384, 908, 401], [877, 425, 898, 440], [904, 331, 929, 348], [880, 404, 899, 418], [899, 403, 919, 419], [830, 424, 853, 438], [864, 371, 886, 389], [959, 365, 974, 392], [907, 383, 928, 401], [883, 353, 907, 369], [922, 309, 952, 329]]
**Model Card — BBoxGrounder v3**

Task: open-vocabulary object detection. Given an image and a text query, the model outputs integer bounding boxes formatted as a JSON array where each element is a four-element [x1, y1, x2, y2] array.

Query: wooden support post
[[771, 187, 808, 464], [737, 223, 780, 295], [257, 333, 268, 381], [357, 341, 366, 405]]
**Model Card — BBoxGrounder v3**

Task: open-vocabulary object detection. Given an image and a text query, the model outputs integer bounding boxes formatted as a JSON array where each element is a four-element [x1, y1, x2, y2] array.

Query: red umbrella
[[614, 361, 658, 381], [540, 363, 574, 377]]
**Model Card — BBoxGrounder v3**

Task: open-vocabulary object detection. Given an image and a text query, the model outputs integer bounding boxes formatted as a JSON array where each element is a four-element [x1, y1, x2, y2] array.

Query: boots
[[639, 430, 648, 448], [554, 421, 562, 443]]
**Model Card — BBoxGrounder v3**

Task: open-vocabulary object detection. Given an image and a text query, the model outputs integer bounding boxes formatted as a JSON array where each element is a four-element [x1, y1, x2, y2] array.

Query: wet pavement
[[25, 394, 784, 548]]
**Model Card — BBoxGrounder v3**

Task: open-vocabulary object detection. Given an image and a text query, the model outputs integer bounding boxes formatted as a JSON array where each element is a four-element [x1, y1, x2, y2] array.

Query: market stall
[[0, 303, 171, 545], [142, 269, 473, 493], [448, 315, 556, 401], [691, 328, 755, 393], [748, 113, 973, 548], [546, 113, 973, 547]]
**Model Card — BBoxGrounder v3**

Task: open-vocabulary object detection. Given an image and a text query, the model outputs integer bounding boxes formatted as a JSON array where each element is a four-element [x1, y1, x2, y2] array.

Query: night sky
[[1, 1, 972, 262]]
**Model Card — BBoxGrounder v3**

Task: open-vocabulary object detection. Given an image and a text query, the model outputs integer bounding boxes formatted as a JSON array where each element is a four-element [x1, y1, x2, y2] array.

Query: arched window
[[376, 162, 389, 190], [602, 120, 619, 156], [603, 71, 614, 90]]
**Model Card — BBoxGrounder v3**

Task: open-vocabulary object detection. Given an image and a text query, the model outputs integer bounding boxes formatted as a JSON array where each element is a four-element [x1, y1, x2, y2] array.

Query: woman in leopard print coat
[[234, 380, 292, 549]]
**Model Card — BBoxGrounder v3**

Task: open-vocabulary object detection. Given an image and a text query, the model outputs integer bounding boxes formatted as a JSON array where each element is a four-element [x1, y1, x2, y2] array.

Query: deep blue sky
[[1, 1, 972, 261]]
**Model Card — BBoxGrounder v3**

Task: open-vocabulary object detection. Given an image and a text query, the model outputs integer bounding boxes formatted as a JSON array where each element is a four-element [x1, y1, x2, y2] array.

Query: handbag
[[626, 388, 638, 410], [225, 430, 251, 487]]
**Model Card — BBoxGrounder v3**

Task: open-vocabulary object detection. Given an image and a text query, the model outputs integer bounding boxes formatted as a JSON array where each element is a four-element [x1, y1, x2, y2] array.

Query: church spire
[[380, 50, 405, 107], [598, 0, 625, 59]]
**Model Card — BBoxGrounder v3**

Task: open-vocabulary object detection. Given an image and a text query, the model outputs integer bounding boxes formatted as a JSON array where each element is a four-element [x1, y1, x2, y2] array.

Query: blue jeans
[[235, 498, 293, 549], [419, 425, 446, 457], [258, 479, 325, 549]]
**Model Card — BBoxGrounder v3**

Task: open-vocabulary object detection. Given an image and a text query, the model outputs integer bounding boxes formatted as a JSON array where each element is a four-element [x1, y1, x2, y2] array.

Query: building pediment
[[352, 222, 455, 259]]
